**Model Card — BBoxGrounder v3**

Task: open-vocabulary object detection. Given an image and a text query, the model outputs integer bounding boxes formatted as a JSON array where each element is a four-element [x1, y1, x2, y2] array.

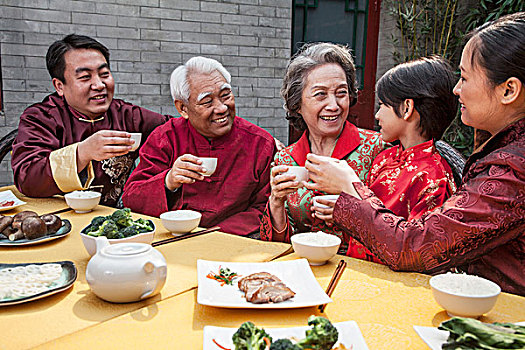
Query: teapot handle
[[140, 261, 166, 299]]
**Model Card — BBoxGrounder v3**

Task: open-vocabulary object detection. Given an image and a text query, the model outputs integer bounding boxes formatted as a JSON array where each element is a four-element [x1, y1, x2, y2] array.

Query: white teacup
[[312, 195, 340, 209], [283, 166, 308, 188], [198, 157, 217, 176], [129, 133, 142, 151]]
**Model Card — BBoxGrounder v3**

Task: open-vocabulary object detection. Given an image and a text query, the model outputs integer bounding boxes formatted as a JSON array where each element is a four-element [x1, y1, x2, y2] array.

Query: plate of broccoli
[[203, 316, 369, 350], [80, 208, 156, 256]]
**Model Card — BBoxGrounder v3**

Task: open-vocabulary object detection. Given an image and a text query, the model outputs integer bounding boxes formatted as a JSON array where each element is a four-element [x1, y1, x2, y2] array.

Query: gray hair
[[170, 56, 232, 102], [281, 42, 358, 131]]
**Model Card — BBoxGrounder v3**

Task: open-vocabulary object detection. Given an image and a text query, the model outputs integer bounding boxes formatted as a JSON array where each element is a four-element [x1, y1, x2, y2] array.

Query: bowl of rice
[[290, 231, 341, 265], [429, 273, 501, 318]]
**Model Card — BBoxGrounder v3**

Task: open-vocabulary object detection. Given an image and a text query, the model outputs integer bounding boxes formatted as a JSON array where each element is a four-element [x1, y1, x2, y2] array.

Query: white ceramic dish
[[64, 191, 101, 213], [0, 190, 26, 212], [129, 132, 142, 151], [291, 232, 341, 265], [198, 157, 217, 176], [80, 221, 156, 256], [197, 259, 331, 309], [414, 322, 525, 350], [429, 273, 501, 318], [203, 320, 369, 350], [0, 220, 72, 247], [0, 261, 77, 306], [312, 194, 340, 209], [160, 210, 202, 235]]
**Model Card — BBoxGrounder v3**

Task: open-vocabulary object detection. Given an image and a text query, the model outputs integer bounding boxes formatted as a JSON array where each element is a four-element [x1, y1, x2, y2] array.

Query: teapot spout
[[95, 236, 110, 253]]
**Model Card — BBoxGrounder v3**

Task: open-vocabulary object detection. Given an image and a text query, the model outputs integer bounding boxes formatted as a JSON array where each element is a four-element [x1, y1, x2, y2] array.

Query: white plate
[[0, 261, 77, 306], [414, 321, 525, 350], [203, 320, 368, 350], [197, 259, 332, 308], [0, 190, 26, 212]]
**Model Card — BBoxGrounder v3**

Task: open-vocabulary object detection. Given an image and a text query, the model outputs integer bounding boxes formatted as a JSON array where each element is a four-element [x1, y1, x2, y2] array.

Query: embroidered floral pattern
[[101, 154, 134, 204], [260, 125, 385, 264], [333, 118, 525, 295]]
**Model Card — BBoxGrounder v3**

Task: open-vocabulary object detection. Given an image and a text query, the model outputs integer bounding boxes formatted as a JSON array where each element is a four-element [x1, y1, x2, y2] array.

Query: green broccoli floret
[[87, 219, 119, 237], [296, 316, 338, 350], [270, 339, 301, 350], [232, 321, 272, 350], [111, 208, 133, 228], [89, 216, 108, 232], [133, 218, 154, 233], [120, 225, 140, 238]]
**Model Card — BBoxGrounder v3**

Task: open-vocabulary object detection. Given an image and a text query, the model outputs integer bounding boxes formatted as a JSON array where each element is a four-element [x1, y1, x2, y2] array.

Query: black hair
[[376, 56, 458, 140], [46, 34, 110, 83], [467, 12, 525, 87]]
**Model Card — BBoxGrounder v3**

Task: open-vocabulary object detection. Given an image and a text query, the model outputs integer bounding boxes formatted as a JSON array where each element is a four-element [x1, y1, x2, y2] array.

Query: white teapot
[[86, 236, 167, 303]]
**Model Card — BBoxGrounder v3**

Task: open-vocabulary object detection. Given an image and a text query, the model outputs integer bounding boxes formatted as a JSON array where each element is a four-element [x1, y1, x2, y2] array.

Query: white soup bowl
[[160, 210, 202, 235], [64, 191, 101, 213], [291, 231, 341, 265]]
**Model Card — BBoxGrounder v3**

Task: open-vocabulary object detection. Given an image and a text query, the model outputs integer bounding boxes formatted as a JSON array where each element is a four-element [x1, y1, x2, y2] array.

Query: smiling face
[[178, 70, 235, 139], [453, 40, 504, 134], [53, 48, 114, 119], [298, 63, 350, 139], [375, 102, 406, 143]]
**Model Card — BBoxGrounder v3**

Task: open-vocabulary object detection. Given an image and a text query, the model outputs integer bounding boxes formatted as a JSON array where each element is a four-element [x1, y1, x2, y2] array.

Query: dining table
[[1, 186, 524, 349]]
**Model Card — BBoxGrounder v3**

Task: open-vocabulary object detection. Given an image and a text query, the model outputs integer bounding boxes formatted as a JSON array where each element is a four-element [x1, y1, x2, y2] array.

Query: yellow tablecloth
[[1, 205, 291, 350], [0, 185, 70, 215], [35, 254, 525, 350]]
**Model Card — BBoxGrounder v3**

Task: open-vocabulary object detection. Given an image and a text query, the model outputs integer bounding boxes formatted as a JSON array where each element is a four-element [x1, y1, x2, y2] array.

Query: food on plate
[[232, 321, 272, 350], [84, 208, 154, 239], [207, 266, 240, 286], [0, 263, 63, 300], [438, 317, 525, 349], [220, 316, 343, 350], [238, 272, 295, 304], [0, 211, 63, 241]]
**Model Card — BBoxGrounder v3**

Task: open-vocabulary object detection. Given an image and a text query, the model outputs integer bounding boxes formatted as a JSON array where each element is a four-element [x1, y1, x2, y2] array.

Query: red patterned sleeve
[[333, 153, 524, 280], [259, 201, 292, 242]]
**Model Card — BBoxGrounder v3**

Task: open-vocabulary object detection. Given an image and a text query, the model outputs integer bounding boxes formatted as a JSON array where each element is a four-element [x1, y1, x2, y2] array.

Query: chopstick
[[152, 226, 221, 247], [318, 259, 347, 313]]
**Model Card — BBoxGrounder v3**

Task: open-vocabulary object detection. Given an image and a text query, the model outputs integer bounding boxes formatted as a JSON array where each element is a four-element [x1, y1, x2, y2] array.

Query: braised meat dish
[[238, 272, 295, 304]]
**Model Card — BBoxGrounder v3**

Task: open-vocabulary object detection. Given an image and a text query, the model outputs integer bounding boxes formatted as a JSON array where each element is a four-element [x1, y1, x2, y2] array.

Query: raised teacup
[[129, 133, 142, 151], [312, 195, 340, 209], [198, 157, 217, 176], [283, 166, 308, 188]]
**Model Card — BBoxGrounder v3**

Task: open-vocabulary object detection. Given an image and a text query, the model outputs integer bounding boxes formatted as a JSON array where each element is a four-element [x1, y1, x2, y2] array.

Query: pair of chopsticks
[[318, 259, 347, 313], [152, 226, 220, 247]]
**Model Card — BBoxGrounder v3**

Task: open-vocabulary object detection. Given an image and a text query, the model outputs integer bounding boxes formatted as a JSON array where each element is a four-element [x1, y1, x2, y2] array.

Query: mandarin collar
[[187, 116, 238, 148], [290, 121, 361, 165], [392, 139, 435, 161]]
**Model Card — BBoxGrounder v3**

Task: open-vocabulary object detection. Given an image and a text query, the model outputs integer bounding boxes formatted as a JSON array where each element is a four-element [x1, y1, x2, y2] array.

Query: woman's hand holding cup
[[305, 153, 361, 197]]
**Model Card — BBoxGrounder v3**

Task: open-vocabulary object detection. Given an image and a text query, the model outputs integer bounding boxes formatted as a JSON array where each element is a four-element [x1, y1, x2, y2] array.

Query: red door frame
[[289, 0, 382, 143]]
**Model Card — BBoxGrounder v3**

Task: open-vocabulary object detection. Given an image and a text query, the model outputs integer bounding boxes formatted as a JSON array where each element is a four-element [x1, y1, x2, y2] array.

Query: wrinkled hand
[[77, 130, 133, 170], [311, 197, 336, 226], [165, 154, 206, 191], [304, 153, 361, 195], [269, 165, 302, 205]]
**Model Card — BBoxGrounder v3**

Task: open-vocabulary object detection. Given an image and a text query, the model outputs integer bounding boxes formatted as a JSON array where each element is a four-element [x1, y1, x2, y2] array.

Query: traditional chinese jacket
[[11, 93, 168, 207], [333, 118, 525, 295], [260, 121, 386, 263], [367, 139, 456, 220], [122, 116, 276, 237]]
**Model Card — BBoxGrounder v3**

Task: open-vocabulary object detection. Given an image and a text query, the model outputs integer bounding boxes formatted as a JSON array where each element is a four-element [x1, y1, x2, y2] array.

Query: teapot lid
[[104, 243, 150, 256]]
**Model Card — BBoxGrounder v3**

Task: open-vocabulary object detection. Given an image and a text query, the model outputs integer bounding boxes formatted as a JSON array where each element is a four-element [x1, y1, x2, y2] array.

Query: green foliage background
[[384, 0, 524, 158]]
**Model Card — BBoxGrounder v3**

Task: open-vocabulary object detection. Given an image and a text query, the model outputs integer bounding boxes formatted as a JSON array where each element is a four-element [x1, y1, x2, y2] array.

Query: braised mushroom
[[0, 216, 13, 233], [8, 227, 24, 241], [12, 211, 38, 230], [21, 216, 47, 240], [40, 214, 63, 234]]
